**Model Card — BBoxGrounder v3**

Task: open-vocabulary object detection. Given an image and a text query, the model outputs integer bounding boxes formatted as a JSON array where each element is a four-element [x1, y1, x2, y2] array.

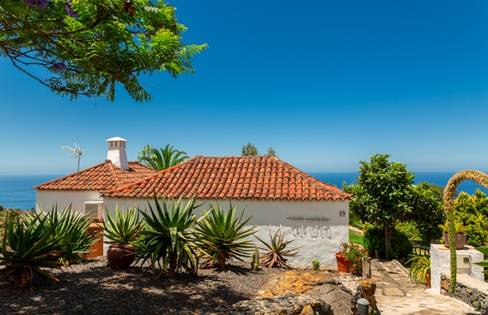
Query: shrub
[[396, 222, 422, 243], [256, 229, 298, 269], [104, 207, 144, 245], [312, 259, 320, 271], [452, 190, 488, 247], [40, 208, 97, 265], [251, 247, 261, 271], [135, 199, 200, 275], [194, 204, 255, 269], [0, 212, 62, 287], [340, 242, 368, 274], [407, 255, 430, 284], [364, 226, 412, 259]]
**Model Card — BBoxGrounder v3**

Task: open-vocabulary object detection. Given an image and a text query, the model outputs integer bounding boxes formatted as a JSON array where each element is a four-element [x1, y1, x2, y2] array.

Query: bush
[[396, 221, 422, 243], [364, 226, 412, 259], [452, 190, 488, 247]]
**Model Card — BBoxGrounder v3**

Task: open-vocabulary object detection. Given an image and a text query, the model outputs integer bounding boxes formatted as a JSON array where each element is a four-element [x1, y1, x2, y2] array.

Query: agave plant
[[104, 207, 144, 245], [0, 212, 62, 287], [104, 207, 144, 269], [135, 199, 201, 275], [41, 207, 97, 265], [193, 204, 255, 269], [256, 229, 299, 269], [476, 246, 488, 278], [407, 255, 431, 285]]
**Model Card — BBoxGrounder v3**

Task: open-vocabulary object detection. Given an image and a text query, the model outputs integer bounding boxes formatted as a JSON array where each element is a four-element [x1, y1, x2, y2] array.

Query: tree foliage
[[267, 147, 277, 157], [138, 144, 188, 170], [242, 143, 258, 156], [409, 182, 445, 244], [0, 0, 206, 102], [345, 154, 415, 259], [452, 190, 488, 247]]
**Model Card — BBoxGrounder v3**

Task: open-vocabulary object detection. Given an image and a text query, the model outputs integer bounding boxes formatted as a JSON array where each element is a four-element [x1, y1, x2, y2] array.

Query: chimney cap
[[106, 137, 127, 142]]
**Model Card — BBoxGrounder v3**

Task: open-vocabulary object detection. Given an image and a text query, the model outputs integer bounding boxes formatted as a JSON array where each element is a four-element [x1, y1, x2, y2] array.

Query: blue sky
[[1, 0, 488, 175]]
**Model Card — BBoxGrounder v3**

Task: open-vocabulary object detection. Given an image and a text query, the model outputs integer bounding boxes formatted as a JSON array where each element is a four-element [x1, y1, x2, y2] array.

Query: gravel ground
[[0, 258, 282, 315]]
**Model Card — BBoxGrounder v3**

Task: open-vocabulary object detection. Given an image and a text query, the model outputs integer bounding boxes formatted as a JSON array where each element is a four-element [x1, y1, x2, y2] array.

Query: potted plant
[[336, 242, 367, 275], [441, 222, 467, 250], [104, 208, 144, 270]]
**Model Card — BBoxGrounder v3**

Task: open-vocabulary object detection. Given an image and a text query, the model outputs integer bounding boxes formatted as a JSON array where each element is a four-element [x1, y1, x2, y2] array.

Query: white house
[[101, 155, 351, 268], [35, 137, 155, 218], [35, 137, 351, 268]]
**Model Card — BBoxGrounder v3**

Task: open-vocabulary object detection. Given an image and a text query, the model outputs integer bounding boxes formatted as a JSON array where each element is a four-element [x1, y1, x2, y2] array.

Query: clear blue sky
[[1, 0, 488, 175]]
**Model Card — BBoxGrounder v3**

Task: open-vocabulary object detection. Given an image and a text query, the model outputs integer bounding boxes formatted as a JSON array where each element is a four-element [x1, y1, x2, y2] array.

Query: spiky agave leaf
[[104, 207, 144, 245], [41, 207, 97, 265], [193, 204, 255, 269], [0, 211, 63, 287], [135, 198, 200, 275], [256, 229, 299, 269]]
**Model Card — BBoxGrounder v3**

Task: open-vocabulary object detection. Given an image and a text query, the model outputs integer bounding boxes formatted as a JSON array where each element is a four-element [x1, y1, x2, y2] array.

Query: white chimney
[[106, 137, 128, 170]]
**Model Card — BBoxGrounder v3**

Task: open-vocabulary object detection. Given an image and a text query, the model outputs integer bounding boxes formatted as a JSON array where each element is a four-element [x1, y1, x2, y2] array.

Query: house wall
[[36, 190, 102, 213], [103, 198, 349, 269]]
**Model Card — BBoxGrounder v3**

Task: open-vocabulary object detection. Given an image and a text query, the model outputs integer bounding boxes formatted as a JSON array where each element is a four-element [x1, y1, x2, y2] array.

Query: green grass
[[349, 227, 364, 246]]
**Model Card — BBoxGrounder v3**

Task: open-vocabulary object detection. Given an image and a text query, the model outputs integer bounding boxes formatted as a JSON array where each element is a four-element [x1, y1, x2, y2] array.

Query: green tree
[[345, 154, 414, 259], [452, 190, 488, 247], [267, 147, 277, 157], [0, 0, 206, 102], [409, 182, 445, 244], [242, 143, 258, 156], [138, 144, 188, 170]]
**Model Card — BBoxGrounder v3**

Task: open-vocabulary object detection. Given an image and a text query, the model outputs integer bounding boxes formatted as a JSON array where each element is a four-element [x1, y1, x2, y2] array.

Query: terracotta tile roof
[[35, 161, 156, 191], [102, 156, 350, 201]]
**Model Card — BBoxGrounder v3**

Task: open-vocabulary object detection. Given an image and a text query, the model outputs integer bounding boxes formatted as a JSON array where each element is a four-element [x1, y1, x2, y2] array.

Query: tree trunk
[[384, 227, 392, 260]]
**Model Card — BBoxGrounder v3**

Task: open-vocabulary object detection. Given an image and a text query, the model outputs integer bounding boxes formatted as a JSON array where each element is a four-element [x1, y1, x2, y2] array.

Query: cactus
[[443, 170, 488, 293], [251, 246, 261, 271], [312, 259, 320, 271]]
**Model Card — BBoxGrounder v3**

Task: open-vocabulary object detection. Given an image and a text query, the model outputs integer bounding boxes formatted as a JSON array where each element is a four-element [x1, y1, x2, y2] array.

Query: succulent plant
[[256, 229, 299, 269], [194, 204, 255, 269]]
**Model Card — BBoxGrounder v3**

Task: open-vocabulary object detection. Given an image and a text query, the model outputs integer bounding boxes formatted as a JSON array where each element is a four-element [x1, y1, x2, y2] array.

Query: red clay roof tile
[[35, 161, 156, 191], [102, 156, 350, 201]]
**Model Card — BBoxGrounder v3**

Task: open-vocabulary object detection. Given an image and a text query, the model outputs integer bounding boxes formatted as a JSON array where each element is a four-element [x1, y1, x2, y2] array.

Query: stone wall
[[441, 274, 488, 315]]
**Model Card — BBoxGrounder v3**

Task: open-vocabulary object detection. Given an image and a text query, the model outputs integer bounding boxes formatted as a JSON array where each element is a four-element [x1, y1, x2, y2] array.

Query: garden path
[[372, 259, 476, 315]]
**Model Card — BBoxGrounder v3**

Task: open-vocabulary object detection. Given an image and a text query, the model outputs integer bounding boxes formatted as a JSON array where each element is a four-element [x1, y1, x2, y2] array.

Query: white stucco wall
[[36, 190, 102, 213], [430, 244, 485, 294], [103, 198, 349, 269]]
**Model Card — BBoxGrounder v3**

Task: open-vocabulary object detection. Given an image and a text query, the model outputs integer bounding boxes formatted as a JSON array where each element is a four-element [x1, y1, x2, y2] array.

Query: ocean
[[0, 172, 487, 210]]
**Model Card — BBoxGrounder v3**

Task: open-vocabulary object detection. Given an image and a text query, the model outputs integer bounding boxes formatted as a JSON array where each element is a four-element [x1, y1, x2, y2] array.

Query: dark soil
[[0, 258, 282, 315]]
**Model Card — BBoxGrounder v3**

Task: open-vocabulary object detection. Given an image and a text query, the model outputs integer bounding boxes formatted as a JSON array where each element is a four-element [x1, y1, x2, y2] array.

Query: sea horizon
[[1, 171, 487, 210]]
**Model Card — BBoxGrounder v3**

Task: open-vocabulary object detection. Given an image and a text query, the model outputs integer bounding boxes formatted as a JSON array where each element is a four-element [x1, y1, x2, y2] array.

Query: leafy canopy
[[242, 143, 258, 156], [346, 154, 415, 229], [0, 0, 206, 102], [138, 144, 188, 170]]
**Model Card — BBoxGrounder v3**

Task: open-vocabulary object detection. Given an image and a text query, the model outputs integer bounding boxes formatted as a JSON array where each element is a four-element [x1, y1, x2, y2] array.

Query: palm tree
[[443, 170, 488, 293], [242, 143, 258, 156], [138, 144, 189, 170], [62, 143, 83, 171]]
